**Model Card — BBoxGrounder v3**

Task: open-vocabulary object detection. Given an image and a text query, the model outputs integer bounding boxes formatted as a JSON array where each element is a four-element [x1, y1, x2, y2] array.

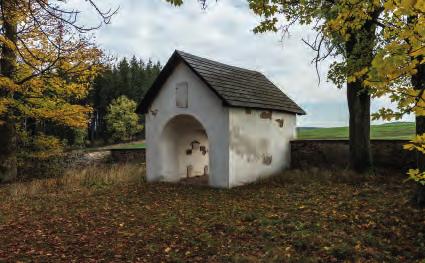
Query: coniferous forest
[[88, 57, 161, 144]]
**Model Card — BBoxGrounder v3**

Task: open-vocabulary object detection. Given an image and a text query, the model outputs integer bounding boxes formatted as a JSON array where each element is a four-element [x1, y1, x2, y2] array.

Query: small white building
[[137, 50, 305, 188]]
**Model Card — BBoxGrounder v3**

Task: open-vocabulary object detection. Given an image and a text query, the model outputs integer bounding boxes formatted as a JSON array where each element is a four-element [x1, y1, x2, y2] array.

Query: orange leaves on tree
[[0, 0, 107, 134]]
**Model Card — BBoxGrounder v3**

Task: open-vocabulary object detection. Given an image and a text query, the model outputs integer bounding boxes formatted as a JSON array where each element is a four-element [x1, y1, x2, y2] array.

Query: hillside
[[298, 122, 415, 140]]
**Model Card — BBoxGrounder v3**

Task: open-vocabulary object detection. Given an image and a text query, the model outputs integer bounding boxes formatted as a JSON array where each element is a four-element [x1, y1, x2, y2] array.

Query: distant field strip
[[298, 122, 415, 140]]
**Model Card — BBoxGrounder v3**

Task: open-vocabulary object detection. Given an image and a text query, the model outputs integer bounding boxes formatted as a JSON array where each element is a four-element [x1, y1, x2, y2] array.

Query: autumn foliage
[[0, 0, 115, 181], [105, 96, 143, 142], [0, 1, 105, 128]]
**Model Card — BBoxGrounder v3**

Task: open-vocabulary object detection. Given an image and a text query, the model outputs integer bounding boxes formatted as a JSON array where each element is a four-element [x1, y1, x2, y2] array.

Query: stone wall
[[291, 140, 416, 170], [110, 149, 146, 163]]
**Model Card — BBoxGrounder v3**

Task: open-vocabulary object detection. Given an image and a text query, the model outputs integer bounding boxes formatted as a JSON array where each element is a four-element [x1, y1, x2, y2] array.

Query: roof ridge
[[175, 50, 260, 74], [137, 50, 306, 115]]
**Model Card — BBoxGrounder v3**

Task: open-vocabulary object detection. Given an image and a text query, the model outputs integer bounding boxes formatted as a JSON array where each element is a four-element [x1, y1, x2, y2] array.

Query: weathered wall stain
[[150, 109, 158, 116], [186, 144, 207, 155], [260, 111, 272, 120], [228, 108, 296, 187], [275, 119, 284, 127], [190, 140, 200, 149], [200, 146, 207, 155], [262, 155, 272, 165], [229, 126, 271, 163]]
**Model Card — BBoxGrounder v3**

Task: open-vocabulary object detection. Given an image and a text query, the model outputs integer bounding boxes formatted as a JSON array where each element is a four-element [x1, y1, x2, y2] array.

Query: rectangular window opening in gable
[[176, 82, 188, 108]]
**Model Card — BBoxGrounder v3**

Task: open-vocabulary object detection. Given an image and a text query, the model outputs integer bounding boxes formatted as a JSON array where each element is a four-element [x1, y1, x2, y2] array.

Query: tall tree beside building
[[241, 0, 425, 203], [366, 4, 425, 206], [247, 0, 385, 173], [0, 0, 115, 182]]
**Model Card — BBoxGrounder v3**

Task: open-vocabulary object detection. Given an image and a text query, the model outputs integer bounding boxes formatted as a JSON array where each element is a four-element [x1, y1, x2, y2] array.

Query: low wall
[[110, 148, 146, 163], [291, 140, 416, 170]]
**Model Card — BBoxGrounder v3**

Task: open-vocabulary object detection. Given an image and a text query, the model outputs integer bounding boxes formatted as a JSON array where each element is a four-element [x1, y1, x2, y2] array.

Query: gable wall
[[145, 62, 230, 188], [228, 108, 297, 187]]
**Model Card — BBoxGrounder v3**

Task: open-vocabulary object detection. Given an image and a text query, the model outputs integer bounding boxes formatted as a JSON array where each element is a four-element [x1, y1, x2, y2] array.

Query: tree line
[[89, 57, 161, 143]]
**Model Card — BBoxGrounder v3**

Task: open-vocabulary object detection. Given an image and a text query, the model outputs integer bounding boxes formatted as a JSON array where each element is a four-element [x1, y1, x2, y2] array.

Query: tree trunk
[[0, 0, 18, 182], [412, 57, 425, 208], [0, 121, 17, 183], [347, 80, 372, 173], [413, 115, 425, 207], [345, 18, 377, 173]]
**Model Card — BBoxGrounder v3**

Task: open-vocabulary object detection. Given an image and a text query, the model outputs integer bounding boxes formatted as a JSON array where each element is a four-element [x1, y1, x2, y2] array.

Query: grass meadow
[[298, 122, 415, 140]]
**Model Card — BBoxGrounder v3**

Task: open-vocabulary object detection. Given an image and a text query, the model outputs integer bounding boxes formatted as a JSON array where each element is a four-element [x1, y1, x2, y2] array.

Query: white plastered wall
[[228, 108, 297, 187], [145, 62, 230, 188]]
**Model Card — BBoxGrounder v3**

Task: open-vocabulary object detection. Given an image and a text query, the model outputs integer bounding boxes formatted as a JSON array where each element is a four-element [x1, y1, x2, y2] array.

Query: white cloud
[[91, 0, 344, 103], [68, 0, 413, 127]]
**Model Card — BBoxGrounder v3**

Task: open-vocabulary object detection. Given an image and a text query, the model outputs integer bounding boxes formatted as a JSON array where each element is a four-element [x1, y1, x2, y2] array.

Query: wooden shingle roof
[[136, 50, 306, 115]]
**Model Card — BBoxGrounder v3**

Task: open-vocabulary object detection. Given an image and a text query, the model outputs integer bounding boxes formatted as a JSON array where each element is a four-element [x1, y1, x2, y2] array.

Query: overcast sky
[[75, 0, 413, 127]]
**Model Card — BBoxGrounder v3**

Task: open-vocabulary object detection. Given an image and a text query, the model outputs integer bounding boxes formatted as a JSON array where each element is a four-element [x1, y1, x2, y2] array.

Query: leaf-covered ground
[[1, 169, 424, 262]]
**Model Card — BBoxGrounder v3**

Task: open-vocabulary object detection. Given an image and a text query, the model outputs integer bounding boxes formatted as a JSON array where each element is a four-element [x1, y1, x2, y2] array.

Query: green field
[[85, 140, 146, 152], [108, 142, 146, 150], [298, 122, 415, 140]]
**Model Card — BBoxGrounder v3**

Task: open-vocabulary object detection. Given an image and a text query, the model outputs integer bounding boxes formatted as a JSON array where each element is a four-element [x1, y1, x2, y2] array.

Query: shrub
[[71, 127, 88, 147], [105, 96, 143, 142], [17, 151, 84, 181]]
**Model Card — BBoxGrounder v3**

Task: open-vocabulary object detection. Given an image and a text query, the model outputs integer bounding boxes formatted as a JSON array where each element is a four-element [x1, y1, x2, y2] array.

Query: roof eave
[[226, 104, 306, 115], [136, 51, 181, 114]]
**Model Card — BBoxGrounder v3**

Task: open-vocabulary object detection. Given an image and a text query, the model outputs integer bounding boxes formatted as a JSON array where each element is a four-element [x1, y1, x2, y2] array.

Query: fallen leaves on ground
[[0, 170, 424, 262]]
